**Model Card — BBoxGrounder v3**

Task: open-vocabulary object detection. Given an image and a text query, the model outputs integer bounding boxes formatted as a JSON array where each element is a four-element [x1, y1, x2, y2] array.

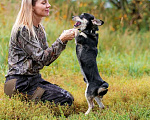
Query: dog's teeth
[[74, 21, 81, 27]]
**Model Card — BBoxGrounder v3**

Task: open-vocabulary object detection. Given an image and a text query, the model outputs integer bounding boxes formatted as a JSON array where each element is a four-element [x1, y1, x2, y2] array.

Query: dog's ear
[[92, 19, 104, 26]]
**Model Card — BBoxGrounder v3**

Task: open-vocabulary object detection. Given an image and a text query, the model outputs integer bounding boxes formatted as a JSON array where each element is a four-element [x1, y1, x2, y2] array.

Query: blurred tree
[[108, 0, 150, 31], [42, 0, 150, 32]]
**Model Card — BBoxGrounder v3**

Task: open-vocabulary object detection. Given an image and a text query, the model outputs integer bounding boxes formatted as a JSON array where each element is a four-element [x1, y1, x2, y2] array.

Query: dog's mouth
[[74, 21, 81, 27]]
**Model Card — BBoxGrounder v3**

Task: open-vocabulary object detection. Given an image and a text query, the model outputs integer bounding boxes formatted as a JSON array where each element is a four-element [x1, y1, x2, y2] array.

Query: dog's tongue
[[74, 21, 81, 27]]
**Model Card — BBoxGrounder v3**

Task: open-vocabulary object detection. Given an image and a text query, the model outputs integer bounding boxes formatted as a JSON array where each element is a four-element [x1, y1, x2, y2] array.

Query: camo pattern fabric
[[6, 25, 67, 76], [5, 74, 74, 106]]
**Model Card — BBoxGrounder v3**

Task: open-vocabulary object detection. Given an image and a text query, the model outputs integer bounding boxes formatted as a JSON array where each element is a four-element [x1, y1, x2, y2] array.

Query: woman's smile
[[33, 0, 51, 18], [45, 9, 50, 14]]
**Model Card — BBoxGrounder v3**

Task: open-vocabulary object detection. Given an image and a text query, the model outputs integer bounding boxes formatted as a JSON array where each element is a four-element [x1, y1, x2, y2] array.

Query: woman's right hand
[[59, 29, 78, 43]]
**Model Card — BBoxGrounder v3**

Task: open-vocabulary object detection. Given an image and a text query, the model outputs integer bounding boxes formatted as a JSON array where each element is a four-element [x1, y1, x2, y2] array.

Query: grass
[[0, 0, 150, 119], [0, 75, 150, 119]]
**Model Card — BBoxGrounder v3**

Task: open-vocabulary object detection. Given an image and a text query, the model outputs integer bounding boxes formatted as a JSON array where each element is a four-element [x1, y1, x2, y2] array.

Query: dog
[[72, 13, 109, 115]]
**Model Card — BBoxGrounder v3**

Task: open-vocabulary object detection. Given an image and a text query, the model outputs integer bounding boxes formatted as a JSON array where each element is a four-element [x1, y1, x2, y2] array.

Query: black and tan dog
[[72, 13, 109, 115]]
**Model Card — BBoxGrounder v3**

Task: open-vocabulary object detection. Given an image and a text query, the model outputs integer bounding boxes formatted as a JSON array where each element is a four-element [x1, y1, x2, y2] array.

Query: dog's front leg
[[94, 96, 104, 109]]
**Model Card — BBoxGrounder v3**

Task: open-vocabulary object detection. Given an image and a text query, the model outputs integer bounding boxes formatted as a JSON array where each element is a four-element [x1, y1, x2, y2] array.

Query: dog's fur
[[73, 13, 109, 115]]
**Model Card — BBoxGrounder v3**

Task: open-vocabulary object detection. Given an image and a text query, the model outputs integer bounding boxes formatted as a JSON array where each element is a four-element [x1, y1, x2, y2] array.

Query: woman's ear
[[92, 19, 104, 26]]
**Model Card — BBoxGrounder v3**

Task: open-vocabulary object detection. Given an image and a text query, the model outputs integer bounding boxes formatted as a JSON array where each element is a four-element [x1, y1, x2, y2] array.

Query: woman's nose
[[47, 2, 51, 8]]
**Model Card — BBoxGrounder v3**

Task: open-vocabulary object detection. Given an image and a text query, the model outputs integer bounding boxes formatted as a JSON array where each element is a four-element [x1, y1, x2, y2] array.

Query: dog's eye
[[79, 16, 84, 19]]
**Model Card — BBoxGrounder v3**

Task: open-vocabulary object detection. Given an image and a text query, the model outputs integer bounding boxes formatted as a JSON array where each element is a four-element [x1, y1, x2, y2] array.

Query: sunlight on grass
[[0, 75, 150, 119], [0, 0, 150, 119]]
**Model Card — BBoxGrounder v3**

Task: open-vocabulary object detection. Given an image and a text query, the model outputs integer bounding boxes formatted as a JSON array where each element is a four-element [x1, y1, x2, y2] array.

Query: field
[[0, 0, 150, 119]]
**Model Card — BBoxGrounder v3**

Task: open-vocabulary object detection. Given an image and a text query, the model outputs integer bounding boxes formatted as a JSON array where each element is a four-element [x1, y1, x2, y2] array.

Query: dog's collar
[[81, 30, 97, 37]]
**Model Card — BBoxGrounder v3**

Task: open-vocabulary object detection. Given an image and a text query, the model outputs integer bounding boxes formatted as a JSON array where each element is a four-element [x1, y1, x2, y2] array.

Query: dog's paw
[[74, 29, 80, 37], [98, 87, 108, 96], [101, 82, 109, 89], [85, 109, 91, 115]]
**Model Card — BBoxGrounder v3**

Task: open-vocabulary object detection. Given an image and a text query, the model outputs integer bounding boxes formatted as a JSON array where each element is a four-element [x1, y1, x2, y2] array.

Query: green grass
[[0, 0, 150, 119], [0, 76, 150, 119]]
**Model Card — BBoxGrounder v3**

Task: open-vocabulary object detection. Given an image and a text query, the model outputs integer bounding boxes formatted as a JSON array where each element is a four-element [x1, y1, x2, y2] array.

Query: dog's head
[[72, 13, 104, 32]]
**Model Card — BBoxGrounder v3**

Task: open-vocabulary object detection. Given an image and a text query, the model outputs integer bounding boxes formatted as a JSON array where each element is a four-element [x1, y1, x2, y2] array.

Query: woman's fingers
[[59, 29, 79, 42]]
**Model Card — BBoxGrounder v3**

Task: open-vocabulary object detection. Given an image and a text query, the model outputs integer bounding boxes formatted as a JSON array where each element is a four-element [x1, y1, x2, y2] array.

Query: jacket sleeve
[[17, 26, 67, 66]]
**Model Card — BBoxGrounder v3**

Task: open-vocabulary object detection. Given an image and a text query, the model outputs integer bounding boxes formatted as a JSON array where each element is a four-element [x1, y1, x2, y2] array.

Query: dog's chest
[[75, 32, 87, 58], [75, 32, 98, 54], [76, 44, 82, 58]]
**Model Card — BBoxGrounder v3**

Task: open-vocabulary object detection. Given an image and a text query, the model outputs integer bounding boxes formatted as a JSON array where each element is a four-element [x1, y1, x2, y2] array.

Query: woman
[[4, 0, 77, 106]]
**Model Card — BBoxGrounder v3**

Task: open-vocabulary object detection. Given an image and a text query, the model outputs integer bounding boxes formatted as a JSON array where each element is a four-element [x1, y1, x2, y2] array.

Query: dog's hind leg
[[94, 96, 104, 109], [85, 96, 94, 115], [85, 84, 94, 115]]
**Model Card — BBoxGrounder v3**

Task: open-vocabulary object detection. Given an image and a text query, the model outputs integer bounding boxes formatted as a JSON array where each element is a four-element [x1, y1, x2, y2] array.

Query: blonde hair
[[11, 0, 37, 39]]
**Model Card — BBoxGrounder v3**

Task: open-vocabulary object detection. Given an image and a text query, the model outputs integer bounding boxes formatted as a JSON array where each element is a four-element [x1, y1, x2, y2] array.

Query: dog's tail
[[98, 82, 109, 96]]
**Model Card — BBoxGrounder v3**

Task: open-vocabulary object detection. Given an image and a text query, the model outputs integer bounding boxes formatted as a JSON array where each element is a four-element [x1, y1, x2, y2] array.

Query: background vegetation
[[0, 0, 150, 119]]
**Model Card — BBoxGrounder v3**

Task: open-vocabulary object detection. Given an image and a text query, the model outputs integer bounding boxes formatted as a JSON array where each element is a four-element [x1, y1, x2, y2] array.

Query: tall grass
[[0, 0, 150, 119], [0, 76, 150, 119]]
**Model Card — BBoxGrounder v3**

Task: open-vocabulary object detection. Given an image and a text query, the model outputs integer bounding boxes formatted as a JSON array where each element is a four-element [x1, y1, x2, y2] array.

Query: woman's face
[[33, 0, 51, 17]]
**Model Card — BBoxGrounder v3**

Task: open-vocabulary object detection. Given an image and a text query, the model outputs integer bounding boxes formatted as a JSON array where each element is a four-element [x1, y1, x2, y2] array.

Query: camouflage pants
[[4, 74, 74, 106]]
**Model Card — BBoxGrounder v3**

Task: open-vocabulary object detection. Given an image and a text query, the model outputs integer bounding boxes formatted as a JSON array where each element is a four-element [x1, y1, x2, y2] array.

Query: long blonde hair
[[11, 0, 37, 39]]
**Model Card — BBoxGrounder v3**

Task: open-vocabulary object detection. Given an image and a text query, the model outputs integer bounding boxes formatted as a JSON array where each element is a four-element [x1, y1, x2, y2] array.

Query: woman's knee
[[4, 79, 17, 98]]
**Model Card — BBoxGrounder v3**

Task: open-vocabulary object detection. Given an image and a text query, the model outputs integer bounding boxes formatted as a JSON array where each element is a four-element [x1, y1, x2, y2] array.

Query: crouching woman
[[4, 0, 76, 106]]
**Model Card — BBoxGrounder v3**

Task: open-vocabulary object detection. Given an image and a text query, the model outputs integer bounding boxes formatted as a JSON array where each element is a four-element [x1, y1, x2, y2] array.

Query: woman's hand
[[59, 29, 78, 43]]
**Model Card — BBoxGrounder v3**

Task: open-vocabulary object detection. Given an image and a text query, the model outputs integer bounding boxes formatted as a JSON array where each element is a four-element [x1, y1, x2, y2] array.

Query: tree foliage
[[108, 0, 150, 31], [0, 0, 149, 32], [48, 0, 150, 32]]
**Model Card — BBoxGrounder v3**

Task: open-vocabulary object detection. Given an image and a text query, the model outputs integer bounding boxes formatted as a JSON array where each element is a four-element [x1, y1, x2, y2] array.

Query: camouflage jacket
[[6, 25, 67, 77]]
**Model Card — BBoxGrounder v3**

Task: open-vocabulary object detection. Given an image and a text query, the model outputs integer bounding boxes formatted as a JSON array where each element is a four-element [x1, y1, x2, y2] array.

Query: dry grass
[[0, 75, 149, 119], [0, 0, 150, 119]]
